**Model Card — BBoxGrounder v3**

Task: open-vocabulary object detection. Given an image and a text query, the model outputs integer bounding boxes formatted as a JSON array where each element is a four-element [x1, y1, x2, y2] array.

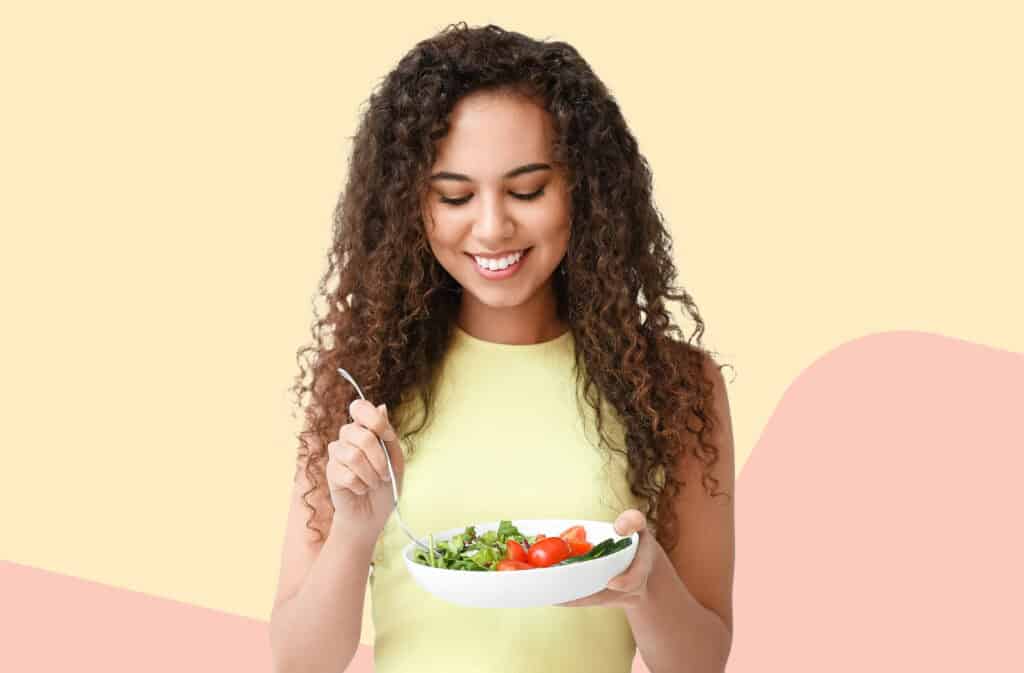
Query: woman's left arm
[[623, 529, 732, 673], [626, 354, 735, 673], [557, 354, 736, 673]]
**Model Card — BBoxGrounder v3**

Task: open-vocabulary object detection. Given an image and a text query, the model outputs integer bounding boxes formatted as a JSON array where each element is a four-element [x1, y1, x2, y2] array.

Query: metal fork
[[337, 367, 430, 553]]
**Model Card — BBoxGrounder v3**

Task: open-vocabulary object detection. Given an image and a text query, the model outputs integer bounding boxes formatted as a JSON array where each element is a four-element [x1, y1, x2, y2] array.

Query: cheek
[[538, 190, 571, 241], [423, 210, 461, 251], [536, 208, 571, 248]]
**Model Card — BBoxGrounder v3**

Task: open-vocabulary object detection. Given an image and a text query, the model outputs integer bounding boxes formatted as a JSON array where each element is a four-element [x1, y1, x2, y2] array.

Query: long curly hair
[[289, 22, 732, 554]]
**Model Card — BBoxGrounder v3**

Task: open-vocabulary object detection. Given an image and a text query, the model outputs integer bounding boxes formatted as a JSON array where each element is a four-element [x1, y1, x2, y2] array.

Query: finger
[[328, 440, 370, 492], [555, 589, 613, 608], [349, 399, 398, 445], [606, 571, 643, 593], [605, 529, 654, 593], [344, 422, 392, 484], [326, 458, 369, 495], [350, 399, 401, 470], [331, 435, 383, 490], [350, 440, 386, 490], [613, 508, 647, 536], [378, 404, 405, 478]]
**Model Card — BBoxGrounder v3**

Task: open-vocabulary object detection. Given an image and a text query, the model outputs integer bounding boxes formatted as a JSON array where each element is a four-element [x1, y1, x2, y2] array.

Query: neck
[[456, 285, 567, 345]]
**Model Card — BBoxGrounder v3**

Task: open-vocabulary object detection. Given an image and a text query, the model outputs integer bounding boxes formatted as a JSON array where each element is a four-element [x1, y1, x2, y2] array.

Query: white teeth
[[474, 250, 524, 271]]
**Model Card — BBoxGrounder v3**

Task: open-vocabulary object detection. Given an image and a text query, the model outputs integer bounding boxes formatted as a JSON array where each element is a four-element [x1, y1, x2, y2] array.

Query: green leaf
[[496, 520, 524, 542]]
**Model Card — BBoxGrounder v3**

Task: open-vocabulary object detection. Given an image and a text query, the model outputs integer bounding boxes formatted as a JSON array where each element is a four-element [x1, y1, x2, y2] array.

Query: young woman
[[270, 22, 735, 673]]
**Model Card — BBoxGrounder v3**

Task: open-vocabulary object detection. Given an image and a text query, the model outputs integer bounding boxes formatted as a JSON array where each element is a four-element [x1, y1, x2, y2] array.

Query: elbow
[[268, 602, 306, 673], [268, 608, 356, 673], [713, 622, 732, 673], [268, 613, 294, 673]]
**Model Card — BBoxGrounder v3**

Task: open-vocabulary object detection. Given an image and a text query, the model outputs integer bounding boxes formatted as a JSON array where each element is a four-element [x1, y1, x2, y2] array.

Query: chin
[[464, 286, 530, 308]]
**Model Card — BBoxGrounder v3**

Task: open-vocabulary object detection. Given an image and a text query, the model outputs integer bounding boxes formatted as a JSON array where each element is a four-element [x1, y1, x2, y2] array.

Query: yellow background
[[2, 1, 1020, 649]]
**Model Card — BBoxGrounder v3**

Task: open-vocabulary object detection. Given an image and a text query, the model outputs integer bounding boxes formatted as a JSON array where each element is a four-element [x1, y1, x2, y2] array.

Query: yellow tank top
[[369, 324, 646, 673]]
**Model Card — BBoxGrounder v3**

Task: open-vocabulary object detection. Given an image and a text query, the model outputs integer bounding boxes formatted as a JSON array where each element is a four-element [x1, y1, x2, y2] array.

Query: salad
[[411, 520, 633, 571]]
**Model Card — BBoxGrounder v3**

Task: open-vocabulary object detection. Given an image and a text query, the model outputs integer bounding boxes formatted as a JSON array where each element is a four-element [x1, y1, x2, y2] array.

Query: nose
[[472, 191, 515, 244]]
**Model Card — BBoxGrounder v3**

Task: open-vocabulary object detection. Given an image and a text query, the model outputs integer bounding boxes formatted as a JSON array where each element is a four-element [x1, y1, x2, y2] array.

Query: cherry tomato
[[527, 536, 572, 567], [505, 539, 528, 563], [568, 540, 593, 557], [534, 533, 546, 541], [560, 525, 588, 545], [496, 560, 534, 571]]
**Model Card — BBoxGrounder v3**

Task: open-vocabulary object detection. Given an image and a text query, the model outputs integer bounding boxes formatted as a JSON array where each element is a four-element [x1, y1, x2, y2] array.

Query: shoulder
[[667, 338, 733, 486], [662, 337, 731, 418], [699, 350, 732, 437]]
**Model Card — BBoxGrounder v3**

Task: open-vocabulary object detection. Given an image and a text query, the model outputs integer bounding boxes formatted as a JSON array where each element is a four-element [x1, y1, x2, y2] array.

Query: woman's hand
[[326, 399, 405, 543], [554, 509, 657, 609]]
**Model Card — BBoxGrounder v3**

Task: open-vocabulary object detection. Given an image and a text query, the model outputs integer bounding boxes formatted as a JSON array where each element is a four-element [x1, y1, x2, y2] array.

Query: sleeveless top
[[368, 324, 647, 673]]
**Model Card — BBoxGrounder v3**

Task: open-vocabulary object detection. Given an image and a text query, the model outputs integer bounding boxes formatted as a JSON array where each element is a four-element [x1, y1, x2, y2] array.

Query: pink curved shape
[[0, 560, 273, 672], [727, 331, 1024, 671]]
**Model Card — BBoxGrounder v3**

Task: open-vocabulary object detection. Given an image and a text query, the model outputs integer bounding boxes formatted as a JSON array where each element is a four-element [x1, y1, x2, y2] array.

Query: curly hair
[[288, 22, 732, 554]]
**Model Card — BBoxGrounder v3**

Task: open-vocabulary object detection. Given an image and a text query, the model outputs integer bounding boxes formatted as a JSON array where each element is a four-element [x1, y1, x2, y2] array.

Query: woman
[[270, 22, 735, 673]]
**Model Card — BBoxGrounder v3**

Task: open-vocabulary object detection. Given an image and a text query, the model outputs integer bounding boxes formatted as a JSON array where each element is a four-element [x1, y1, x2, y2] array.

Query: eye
[[438, 187, 546, 206], [513, 187, 546, 201]]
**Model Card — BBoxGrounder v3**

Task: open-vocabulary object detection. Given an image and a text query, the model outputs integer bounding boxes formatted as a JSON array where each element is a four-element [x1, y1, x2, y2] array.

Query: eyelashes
[[439, 187, 546, 206]]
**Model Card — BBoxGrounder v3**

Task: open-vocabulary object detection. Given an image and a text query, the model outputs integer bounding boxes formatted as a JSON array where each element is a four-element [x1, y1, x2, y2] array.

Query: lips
[[465, 246, 532, 261], [467, 246, 532, 278]]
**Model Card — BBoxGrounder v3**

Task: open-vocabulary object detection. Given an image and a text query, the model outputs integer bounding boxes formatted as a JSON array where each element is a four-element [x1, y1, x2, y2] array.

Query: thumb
[[614, 509, 646, 536], [377, 403, 404, 469], [375, 403, 394, 436]]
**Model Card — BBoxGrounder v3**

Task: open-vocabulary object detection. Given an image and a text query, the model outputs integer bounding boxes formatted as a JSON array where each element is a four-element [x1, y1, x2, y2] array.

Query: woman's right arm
[[271, 402, 402, 673], [268, 462, 377, 673]]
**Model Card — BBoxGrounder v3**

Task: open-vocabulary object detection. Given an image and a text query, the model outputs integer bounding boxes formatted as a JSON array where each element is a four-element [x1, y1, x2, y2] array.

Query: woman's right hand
[[326, 398, 405, 544]]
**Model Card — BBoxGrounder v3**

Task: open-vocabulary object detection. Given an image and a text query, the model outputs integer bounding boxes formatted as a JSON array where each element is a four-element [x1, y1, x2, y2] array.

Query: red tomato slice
[[559, 525, 588, 544], [496, 560, 534, 571], [527, 536, 572, 567], [505, 539, 528, 563], [568, 540, 593, 557]]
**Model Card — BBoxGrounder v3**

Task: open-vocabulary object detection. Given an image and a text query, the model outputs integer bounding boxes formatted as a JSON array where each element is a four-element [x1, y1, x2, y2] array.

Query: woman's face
[[421, 90, 571, 321]]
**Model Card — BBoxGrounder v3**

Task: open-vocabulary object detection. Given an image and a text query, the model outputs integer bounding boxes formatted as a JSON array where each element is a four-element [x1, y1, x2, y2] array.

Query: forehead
[[432, 91, 554, 177]]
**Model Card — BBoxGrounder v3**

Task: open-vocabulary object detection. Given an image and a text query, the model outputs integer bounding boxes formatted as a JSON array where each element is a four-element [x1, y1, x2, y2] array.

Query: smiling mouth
[[465, 247, 533, 264]]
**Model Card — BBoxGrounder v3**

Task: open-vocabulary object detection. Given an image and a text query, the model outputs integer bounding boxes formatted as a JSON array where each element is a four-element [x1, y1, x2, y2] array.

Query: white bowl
[[402, 518, 639, 608]]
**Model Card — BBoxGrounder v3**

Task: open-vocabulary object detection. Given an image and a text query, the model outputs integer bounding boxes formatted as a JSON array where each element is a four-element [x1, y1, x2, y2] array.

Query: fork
[[337, 367, 430, 553]]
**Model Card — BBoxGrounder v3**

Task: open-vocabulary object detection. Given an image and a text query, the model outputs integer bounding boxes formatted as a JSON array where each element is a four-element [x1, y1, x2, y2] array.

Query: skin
[[421, 88, 736, 671], [421, 89, 572, 345]]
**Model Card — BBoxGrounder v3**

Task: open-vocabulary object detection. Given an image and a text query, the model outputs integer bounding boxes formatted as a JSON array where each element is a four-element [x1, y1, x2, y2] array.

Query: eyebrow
[[428, 162, 552, 183]]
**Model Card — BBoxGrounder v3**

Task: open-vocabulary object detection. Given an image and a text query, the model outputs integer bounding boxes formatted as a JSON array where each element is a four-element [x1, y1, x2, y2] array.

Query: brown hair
[[288, 22, 732, 553]]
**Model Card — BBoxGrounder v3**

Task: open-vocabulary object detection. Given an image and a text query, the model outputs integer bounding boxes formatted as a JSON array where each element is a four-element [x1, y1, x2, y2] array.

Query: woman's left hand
[[554, 508, 658, 609]]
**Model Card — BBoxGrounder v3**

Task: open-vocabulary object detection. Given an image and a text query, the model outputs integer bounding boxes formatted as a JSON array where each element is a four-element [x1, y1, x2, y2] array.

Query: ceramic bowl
[[402, 518, 639, 608]]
